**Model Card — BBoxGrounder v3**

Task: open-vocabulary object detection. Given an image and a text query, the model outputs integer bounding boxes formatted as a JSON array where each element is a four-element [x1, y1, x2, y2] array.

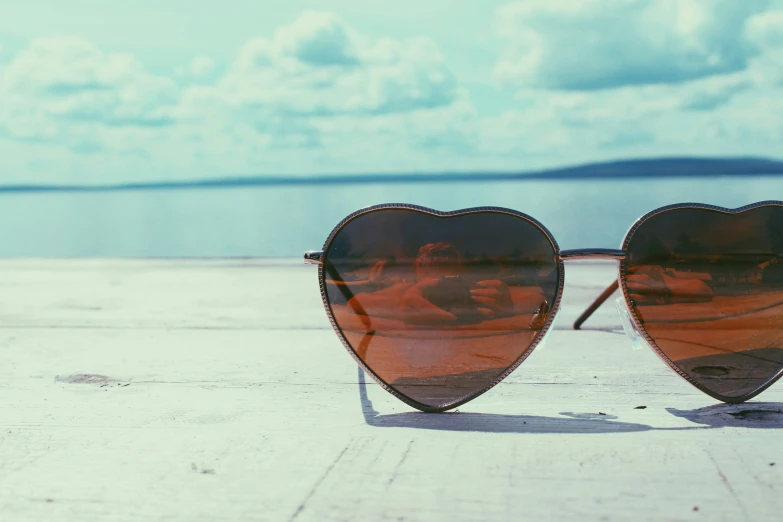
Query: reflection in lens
[[323, 208, 560, 410], [625, 205, 783, 400]]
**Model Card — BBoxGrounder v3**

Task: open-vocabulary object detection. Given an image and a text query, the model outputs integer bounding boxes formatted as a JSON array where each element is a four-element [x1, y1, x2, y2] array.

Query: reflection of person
[[627, 265, 713, 305], [347, 242, 516, 324]]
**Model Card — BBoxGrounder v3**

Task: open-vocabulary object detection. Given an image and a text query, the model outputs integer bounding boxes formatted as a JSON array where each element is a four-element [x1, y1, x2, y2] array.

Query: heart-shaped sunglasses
[[305, 201, 783, 412]]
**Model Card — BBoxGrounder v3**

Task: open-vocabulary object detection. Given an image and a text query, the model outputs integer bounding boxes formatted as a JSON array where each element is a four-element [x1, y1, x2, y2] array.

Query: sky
[[1, 0, 783, 185]]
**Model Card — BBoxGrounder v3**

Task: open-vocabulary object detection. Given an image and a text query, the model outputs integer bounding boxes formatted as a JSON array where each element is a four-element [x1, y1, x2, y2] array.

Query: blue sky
[[1, 0, 783, 185]]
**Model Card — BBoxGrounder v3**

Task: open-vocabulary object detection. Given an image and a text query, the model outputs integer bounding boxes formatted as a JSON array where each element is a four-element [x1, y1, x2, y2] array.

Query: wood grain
[[0, 259, 781, 522]]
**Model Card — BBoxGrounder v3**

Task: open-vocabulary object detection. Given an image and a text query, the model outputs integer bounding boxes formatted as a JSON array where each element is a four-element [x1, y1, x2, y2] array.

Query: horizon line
[[2, 155, 783, 194]]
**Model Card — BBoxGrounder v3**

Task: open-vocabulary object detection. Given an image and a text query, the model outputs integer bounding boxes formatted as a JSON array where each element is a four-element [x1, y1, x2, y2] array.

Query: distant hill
[[530, 157, 783, 179], [2, 156, 783, 193]]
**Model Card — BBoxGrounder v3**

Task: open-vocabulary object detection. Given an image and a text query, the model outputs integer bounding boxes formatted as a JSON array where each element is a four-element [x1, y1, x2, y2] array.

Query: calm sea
[[1, 176, 781, 257]]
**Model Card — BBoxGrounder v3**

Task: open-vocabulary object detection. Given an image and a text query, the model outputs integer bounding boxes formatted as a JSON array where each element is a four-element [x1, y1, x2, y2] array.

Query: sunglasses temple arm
[[572, 280, 620, 330]]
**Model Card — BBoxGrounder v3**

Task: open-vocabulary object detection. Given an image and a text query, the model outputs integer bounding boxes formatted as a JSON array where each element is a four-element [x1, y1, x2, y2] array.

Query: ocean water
[[0, 176, 781, 257]]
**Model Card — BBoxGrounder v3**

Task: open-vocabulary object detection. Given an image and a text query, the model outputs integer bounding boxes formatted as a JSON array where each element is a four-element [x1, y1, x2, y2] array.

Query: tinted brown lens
[[625, 205, 783, 400], [323, 208, 560, 409]]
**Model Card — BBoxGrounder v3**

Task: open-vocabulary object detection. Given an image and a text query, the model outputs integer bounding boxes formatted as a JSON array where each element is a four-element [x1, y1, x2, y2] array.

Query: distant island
[[2, 156, 783, 193]]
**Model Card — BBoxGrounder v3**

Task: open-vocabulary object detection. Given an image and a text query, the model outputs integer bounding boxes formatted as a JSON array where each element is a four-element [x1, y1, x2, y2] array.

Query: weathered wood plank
[[0, 260, 781, 522]]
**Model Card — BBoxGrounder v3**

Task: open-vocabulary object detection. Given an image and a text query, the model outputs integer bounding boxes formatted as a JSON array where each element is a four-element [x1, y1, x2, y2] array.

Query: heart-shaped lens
[[623, 203, 783, 401], [322, 206, 561, 411]]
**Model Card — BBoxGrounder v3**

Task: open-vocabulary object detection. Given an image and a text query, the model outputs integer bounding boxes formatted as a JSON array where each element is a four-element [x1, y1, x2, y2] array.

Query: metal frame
[[306, 200, 783, 412], [313, 203, 565, 413], [559, 248, 626, 261], [617, 200, 783, 404]]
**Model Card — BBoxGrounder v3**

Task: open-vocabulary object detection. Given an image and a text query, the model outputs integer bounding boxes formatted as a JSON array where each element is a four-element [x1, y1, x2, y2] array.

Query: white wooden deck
[[1, 259, 781, 522]]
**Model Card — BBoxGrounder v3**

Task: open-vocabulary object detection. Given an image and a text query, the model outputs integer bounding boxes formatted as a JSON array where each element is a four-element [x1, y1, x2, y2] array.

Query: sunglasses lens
[[323, 208, 560, 409], [625, 205, 783, 400]]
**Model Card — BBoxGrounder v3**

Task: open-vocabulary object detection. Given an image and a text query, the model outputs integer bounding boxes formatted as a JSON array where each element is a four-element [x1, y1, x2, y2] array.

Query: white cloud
[[747, 10, 783, 49], [680, 75, 751, 111], [745, 10, 783, 85], [180, 11, 459, 121], [0, 13, 473, 182], [166, 10, 469, 166], [189, 56, 215, 77], [175, 56, 216, 81], [273, 10, 360, 67], [0, 36, 177, 150], [476, 70, 783, 166], [494, 0, 770, 91], [479, 0, 783, 166], [1, 6, 782, 186]]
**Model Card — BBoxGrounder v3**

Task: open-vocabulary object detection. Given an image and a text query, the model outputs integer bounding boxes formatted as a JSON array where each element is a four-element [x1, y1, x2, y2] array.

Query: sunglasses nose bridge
[[558, 248, 626, 261], [613, 297, 647, 351]]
